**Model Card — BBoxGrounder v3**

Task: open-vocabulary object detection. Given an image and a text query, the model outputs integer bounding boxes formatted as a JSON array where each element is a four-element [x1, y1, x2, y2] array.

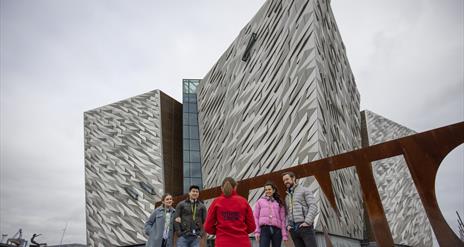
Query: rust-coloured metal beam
[[313, 167, 340, 217], [355, 161, 394, 246], [400, 136, 462, 246], [159, 121, 464, 246]]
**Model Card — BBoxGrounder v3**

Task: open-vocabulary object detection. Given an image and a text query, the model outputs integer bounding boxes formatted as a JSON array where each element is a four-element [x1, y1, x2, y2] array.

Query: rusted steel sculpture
[[160, 122, 464, 247]]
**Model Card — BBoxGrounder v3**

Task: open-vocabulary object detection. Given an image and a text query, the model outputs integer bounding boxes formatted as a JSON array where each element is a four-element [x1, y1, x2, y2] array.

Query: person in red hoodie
[[204, 177, 256, 247]]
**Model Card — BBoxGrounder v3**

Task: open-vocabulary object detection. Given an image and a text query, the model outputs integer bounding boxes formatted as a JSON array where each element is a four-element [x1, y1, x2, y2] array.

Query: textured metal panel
[[84, 90, 165, 246], [362, 110, 433, 246], [197, 0, 363, 239]]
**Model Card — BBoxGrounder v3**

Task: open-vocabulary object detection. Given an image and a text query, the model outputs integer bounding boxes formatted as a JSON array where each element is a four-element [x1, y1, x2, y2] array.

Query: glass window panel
[[125, 187, 139, 200], [190, 139, 199, 151], [183, 139, 189, 150], [191, 119, 198, 126], [182, 80, 190, 94], [189, 94, 196, 103], [139, 182, 155, 195], [183, 164, 190, 177], [190, 167, 201, 178], [190, 151, 201, 163], [183, 151, 190, 162], [183, 94, 190, 103], [191, 178, 202, 189], [188, 82, 198, 94], [189, 104, 197, 113], [188, 113, 198, 125], [183, 126, 189, 136], [183, 103, 188, 113], [183, 178, 191, 193], [183, 113, 188, 125], [190, 126, 199, 139], [190, 163, 202, 178]]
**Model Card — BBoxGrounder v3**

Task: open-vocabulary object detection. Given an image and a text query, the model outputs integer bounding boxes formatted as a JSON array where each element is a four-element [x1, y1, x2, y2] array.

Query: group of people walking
[[144, 172, 318, 247]]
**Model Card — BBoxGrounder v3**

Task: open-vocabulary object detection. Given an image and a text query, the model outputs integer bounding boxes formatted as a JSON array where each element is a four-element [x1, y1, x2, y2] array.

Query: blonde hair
[[221, 177, 237, 197]]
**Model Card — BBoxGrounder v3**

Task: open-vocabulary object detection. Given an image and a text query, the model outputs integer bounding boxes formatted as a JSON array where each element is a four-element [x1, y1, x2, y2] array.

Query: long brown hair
[[264, 181, 284, 208], [221, 177, 237, 197]]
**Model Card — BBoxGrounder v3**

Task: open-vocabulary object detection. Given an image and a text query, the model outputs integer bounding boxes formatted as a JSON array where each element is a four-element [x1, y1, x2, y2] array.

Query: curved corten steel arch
[[161, 122, 464, 247]]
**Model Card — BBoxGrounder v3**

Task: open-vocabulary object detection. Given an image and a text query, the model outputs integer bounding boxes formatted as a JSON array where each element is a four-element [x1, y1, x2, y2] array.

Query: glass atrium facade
[[182, 79, 202, 193]]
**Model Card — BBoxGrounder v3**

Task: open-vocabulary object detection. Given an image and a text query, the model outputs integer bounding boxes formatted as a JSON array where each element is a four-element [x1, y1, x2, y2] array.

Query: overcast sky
[[1, 0, 462, 245]]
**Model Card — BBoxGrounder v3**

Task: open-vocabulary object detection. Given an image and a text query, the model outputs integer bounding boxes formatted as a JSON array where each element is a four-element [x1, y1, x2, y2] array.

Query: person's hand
[[255, 235, 260, 242], [287, 226, 293, 231], [299, 222, 310, 228], [175, 217, 181, 223]]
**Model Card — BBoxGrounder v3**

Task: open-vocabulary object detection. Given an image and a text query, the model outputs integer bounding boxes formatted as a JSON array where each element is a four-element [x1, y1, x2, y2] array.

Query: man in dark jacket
[[174, 185, 207, 247]]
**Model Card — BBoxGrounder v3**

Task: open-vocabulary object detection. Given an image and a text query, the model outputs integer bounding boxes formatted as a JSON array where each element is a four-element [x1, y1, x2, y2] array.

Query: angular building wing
[[197, 0, 363, 240], [361, 110, 433, 246], [84, 90, 182, 246]]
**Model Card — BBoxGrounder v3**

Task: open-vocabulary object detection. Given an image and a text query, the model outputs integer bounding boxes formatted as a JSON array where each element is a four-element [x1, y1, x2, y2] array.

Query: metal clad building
[[197, 0, 363, 240], [84, 90, 182, 246]]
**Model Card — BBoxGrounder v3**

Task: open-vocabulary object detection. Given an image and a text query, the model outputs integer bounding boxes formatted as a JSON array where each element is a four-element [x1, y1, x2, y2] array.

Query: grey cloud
[[332, 0, 463, 130]]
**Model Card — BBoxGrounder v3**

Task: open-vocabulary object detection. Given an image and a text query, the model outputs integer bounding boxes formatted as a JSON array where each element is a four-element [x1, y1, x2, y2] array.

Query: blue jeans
[[177, 235, 200, 247], [259, 225, 282, 247]]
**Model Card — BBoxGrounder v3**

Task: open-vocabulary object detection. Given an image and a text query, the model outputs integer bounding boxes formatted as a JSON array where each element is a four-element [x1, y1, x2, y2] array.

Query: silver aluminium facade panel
[[197, 0, 363, 240], [361, 110, 433, 246], [84, 90, 165, 246]]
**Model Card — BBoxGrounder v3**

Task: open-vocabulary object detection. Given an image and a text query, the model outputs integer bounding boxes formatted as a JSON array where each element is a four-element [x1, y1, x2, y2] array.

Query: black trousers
[[259, 225, 282, 247], [161, 239, 167, 247], [289, 225, 317, 247]]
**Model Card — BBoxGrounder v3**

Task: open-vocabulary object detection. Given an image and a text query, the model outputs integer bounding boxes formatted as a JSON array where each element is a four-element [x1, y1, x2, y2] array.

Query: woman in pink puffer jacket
[[253, 181, 288, 247]]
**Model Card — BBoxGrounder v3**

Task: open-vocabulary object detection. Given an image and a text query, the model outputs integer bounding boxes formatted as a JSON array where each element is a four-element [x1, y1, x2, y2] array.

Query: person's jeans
[[259, 225, 282, 247], [289, 224, 317, 247], [177, 235, 200, 247]]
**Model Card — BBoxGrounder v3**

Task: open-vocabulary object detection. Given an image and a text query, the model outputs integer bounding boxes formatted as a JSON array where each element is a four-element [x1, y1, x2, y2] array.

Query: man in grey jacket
[[174, 185, 206, 247], [282, 172, 318, 247]]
